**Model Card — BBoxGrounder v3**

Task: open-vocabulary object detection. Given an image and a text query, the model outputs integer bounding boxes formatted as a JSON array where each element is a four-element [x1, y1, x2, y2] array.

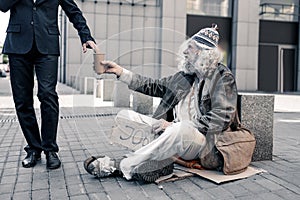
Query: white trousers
[[116, 110, 206, 180]]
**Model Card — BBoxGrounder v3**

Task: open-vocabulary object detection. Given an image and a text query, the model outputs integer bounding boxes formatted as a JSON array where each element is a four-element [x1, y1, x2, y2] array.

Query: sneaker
[[132, 159, 174, 183], [84, 155, 121, 178]]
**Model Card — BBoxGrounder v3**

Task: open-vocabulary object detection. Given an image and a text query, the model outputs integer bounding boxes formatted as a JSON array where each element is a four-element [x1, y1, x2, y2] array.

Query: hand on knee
[[152, 119, 173, 134]]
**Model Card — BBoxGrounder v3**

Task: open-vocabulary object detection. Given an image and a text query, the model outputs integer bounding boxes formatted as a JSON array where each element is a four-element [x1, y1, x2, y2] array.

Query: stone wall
[[238, 93, 274, 161]]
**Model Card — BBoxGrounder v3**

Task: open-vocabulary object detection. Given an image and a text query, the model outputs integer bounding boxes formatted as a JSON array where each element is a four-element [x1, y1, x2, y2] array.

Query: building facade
[[59, 0, 299, 93]]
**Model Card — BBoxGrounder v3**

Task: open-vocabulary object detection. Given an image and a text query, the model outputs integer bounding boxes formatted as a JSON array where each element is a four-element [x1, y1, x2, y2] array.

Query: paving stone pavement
[[0, 79, 300, 199], [1, 107, 300, 200]]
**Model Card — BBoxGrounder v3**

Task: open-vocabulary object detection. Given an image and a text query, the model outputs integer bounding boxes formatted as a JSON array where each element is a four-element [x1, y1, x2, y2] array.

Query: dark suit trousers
[[8, 45, 59, 153]]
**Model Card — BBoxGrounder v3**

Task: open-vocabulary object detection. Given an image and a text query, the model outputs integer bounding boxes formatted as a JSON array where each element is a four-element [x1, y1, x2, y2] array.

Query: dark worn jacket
[[127, 64, 238, 136], [0, 0, 95, 55]]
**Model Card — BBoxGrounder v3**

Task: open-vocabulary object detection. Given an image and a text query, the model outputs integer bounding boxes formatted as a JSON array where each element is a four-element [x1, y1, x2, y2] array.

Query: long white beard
[[182, 59, 209, 78], [184, 61, 196, 74]]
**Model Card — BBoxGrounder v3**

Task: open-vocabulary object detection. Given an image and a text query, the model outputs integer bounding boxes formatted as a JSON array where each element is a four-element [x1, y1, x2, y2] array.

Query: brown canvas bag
[[215, 112, 256, 175]]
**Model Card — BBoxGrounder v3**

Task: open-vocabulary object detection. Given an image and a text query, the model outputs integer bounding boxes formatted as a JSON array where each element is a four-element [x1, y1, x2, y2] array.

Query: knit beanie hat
[[192, 24, 219, 49]]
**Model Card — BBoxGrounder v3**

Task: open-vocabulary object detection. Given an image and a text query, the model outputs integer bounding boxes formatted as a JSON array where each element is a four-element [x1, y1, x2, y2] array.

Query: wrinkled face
[[183, 41, 201, 74], [183, 41, 200, 62]]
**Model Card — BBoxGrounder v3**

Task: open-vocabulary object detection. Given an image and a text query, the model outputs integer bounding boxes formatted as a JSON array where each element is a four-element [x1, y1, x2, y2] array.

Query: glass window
[[260, 0, 299, 22], [187, 0, 232, 17]]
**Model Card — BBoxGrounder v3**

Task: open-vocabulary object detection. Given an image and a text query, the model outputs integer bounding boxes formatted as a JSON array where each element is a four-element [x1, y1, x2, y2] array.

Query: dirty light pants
[[117, 110, 206, 180]]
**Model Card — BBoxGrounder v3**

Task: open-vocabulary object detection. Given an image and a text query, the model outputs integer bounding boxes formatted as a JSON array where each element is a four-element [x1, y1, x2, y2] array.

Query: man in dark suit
[[0, 0, 97, 169]]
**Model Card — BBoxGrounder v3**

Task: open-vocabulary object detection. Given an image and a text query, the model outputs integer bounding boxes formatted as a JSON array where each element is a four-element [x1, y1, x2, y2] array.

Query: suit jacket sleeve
[[59, 0, 95, 44], [0, 0, 20, 12]]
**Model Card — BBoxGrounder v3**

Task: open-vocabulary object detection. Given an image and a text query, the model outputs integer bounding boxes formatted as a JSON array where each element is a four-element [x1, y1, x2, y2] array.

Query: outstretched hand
[[101, 61, 123, 76], [82, 40, 97, 53]]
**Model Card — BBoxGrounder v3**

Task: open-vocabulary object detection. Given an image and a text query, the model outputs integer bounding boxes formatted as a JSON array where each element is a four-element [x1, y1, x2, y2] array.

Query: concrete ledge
[[113, 81, 130, 107], [238, 93, 274, 161], [69, 75, 76, 88], [103, 79, 114, 101], [80, 77, 95, 95], [132, 92, 153, 115]]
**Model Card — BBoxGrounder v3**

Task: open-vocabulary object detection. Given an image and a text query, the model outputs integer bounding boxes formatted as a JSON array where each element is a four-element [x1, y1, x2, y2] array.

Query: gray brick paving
[[88, 192, 110, 200], [205, 187, 236, 199], [221, 183, 253, 198], [274, 189, 300, 200], [1, 81, 300, 199], [1, 110, 300, 200]]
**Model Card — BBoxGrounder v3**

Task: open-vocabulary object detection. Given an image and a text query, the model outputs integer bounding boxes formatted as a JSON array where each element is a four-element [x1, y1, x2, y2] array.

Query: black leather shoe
[[22, 151, 41, 168], [45, 151, 61, 169]]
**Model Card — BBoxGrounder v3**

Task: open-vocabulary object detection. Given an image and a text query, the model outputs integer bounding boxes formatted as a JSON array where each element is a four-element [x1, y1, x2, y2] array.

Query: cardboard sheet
[[110, 125, 156, 151], [173, 165, 265, 184], [110, 114, 157, 151]]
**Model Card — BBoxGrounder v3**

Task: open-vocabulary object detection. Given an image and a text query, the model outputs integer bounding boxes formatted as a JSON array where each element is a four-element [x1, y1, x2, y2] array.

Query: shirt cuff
[[118, 68, 133, 85]]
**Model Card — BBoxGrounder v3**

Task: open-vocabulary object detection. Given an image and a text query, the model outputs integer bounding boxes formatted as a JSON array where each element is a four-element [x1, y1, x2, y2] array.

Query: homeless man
[[84, 24, 238, 182]]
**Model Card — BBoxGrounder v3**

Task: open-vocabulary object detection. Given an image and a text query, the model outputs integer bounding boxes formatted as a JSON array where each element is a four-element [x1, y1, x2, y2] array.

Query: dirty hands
[[100, 61, 123, 76], [82, 40, 97, 53], [152, 119, 173, 135]]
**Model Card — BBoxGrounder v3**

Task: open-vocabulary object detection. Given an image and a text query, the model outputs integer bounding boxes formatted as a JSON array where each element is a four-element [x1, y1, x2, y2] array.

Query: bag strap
[[235, 110, 242, 127], [230, 109, 242, 130], [232, 109, 254, 134]]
